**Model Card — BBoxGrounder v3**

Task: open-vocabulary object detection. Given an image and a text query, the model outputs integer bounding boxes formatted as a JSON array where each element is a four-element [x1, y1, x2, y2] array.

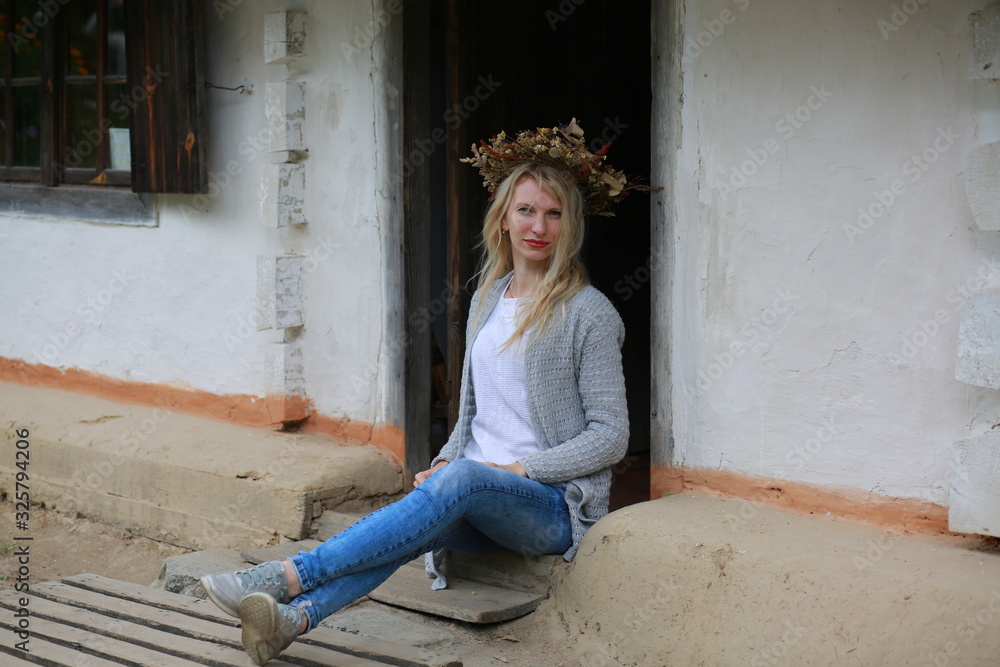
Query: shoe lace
[[236, 562, 287, 596]]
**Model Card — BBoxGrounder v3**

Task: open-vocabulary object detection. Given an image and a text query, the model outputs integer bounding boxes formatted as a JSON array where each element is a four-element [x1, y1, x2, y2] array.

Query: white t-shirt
[[463, 280, 539, 465]]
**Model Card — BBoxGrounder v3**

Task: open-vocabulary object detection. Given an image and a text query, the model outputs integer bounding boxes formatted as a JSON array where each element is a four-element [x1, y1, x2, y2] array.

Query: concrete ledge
[[547, 494, 1000, 666], [0, 382, 402, 549]]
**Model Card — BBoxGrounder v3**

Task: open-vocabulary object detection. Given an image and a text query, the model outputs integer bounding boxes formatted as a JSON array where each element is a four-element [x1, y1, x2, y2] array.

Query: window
[[0, 0, 206, 197], [1, 0, 130, 186]]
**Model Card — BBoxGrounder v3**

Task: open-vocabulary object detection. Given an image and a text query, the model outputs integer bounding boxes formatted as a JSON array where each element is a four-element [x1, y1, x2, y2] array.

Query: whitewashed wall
[[670, 0, 1000, 504], [0, 1, 402, 430]]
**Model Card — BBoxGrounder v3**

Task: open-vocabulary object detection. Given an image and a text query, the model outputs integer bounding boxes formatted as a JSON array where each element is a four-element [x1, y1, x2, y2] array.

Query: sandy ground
[[10, 496, 996, 666], [0, 501, 576, 666], [0, 500, 189, 587]]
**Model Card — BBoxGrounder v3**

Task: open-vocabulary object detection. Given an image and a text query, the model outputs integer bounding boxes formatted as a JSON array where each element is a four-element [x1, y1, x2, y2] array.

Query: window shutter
[[123, 0, 207, 194]]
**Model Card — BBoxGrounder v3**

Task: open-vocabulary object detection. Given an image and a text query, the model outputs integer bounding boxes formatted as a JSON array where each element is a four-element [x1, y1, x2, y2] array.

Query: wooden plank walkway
[[0, 574, 461, 666]]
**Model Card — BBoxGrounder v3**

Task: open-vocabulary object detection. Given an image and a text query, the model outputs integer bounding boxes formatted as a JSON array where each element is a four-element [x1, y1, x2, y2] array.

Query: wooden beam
[[39, 8, 63, 186], [402, 1, 433, 478], [650, 0, 682, 483], [444, 0, 468, 432]]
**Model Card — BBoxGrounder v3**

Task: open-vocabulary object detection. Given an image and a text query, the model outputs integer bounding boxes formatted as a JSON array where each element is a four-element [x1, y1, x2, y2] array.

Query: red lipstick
[[525, 240, 549, 249]]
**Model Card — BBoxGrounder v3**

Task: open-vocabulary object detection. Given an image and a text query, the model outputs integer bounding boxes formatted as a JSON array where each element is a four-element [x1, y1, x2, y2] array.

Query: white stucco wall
[[1, 1, 401, 430], [671, 0, 1000, 504]]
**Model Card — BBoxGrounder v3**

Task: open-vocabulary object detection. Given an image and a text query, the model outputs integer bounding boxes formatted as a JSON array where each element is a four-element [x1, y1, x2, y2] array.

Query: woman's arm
[[518, 302, 630, 484]]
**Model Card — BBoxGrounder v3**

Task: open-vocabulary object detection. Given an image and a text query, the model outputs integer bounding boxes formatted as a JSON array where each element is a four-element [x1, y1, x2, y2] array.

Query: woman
[[201, 121, 642, 665]]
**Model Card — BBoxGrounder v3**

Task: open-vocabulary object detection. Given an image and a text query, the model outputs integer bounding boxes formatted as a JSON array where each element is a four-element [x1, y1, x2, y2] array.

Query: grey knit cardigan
[[433, 273, 630, 561]]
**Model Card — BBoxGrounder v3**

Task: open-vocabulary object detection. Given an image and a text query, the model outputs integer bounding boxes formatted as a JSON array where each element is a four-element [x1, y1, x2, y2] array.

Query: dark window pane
[[13, 85, 40, 166], [105, 83, 128, 170], [12, 0, 42, 78], [0, 8, 7, 75], [67, 0, 99, 77], [106, 83, 131, 127], [66, 84, 99, 169], [0, 87, 6, 166], [107, 0, 126, 77]]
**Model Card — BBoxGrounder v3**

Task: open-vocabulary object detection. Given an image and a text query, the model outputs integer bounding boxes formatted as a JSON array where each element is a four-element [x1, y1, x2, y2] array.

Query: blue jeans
[[287, 458, 572, 631]]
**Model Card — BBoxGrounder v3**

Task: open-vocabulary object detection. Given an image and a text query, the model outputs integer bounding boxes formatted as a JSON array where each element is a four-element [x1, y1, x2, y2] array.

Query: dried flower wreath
[[461, 118, 658, 217]]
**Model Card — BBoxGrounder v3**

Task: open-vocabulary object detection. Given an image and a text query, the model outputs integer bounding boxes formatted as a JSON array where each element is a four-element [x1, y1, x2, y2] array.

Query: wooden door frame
[[401, 0, 433, 481], [650, 0, 682, 491], [399, 0, 683, 489]]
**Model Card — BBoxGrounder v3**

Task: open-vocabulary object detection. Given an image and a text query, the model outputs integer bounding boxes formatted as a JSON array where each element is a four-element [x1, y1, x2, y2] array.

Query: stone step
[[0, 382, 402, 549]]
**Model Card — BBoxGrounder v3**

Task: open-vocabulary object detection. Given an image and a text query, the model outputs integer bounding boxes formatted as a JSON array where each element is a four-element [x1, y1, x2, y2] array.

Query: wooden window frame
[[0, 0, 206, 225], [0, 0, 131, 187]]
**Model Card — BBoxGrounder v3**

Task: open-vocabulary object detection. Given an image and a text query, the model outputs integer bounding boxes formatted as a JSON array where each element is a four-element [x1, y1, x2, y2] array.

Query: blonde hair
[[473, 163, 589, 348]]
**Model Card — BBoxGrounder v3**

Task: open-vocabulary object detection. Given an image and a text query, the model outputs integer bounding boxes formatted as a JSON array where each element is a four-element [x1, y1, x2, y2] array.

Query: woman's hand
[[413, 460, 449, 488], [483, 461, 527, 477]]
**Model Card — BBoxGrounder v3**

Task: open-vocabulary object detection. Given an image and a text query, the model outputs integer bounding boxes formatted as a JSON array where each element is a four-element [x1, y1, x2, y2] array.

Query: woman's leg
[[288, 459, 571, 631], [289, 520, 499, 630]]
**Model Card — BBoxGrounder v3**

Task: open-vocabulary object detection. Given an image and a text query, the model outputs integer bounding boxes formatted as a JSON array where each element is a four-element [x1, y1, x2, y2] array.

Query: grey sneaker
[[238, 592, 304, 665], [199, 561, 289, 617]]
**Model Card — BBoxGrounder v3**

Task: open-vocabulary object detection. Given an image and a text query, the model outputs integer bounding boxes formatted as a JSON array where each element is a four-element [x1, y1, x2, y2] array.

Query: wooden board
[[0, 574, 460, 667], [65, 574, 460, 667], [366, 561, 544, 624]]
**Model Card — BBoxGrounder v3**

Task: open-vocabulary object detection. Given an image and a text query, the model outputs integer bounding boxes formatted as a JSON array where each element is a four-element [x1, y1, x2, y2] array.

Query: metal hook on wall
[[204, 82, 254, 95]]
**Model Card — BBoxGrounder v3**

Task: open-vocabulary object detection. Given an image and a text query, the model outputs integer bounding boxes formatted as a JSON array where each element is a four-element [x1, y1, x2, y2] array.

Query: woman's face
[[502, 177, 563, 270]]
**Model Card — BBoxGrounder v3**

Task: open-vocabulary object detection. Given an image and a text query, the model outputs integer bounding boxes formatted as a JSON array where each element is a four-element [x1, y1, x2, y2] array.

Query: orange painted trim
[[0, 357, 404, 468], [300, 415, 405, 468], [651, 464, 951, 535]]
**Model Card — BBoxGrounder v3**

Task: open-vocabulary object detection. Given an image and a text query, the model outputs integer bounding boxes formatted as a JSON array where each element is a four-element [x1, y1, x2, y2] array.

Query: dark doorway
[[404, 0, 652, 506]]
